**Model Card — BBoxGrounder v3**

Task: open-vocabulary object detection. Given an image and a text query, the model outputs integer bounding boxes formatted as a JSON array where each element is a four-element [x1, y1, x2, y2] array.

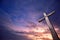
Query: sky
[[0, 0, 60, 40]]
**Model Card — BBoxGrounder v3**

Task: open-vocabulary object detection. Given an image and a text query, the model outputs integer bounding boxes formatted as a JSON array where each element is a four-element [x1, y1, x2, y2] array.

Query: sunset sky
[[0, 0, 60, 40]]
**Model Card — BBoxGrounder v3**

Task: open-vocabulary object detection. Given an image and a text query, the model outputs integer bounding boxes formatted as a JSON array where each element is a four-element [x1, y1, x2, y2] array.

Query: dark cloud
[[26, 21, 37, 28], [0, 25, 31, 40]]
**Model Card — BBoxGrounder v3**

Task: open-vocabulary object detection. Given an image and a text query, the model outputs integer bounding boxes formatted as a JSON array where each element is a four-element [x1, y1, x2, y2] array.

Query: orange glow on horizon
[[25, 27, 53, 40], [9, 23, 60, 40]]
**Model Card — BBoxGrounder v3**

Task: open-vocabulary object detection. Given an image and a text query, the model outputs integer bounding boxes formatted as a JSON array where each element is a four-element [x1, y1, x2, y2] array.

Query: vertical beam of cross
[[38, 11, 60, 40]]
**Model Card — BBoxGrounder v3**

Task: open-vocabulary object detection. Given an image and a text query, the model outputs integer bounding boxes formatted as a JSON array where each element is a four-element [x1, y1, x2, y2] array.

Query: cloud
[[12, 23, 60, 40], [0, 25, 32, 40], [0, 0, 60, 40], [0, 8, 60, 40]]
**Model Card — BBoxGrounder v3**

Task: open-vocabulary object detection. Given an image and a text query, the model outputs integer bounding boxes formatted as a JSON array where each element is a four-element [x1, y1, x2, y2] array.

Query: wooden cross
[[38, 11, 60, 40]]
